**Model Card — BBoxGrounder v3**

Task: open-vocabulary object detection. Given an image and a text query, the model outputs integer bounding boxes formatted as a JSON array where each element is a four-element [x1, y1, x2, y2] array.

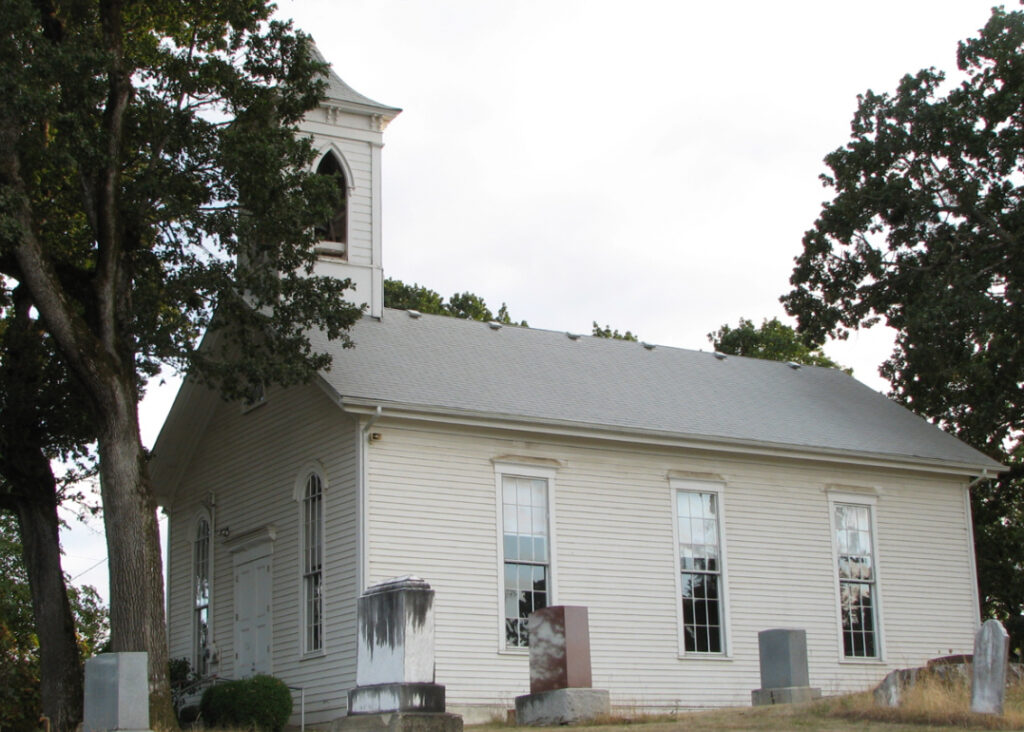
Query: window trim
[[670, 478, 731, 658], [294, 462, 328, 658], [190, 510, 213, 676], [493, 460, 558, 653], [827, 490, 885, 663]]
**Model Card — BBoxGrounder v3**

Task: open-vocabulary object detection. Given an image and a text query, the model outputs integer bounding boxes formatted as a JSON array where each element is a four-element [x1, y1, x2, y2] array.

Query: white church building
[[151, 54, 1002, 724]]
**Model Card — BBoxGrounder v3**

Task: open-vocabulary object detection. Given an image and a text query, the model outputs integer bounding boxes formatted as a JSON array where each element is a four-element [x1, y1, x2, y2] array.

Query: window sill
[[677, 653, 733, 662], [314, 242, 348, 260], [300, 650, 326, 661], [497, 647, 530, 657], [838, 657, 884, 665]]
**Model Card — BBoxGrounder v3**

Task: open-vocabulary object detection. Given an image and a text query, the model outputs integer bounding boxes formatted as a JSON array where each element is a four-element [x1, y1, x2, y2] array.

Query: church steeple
[[298, 45, 401, 318]]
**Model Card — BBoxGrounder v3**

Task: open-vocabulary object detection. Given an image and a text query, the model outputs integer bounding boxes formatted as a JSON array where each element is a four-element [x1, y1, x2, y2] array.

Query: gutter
[[336, 397, 1006, 478], [356, 405, 381, 593]]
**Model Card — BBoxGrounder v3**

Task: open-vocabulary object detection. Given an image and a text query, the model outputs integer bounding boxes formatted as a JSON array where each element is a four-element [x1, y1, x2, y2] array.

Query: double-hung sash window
[[193, 517, 211, 675], [501, 473, 551, 648], [302, 473, 324, 654], [675, 485, 726, 654], [833, 501, 879, 659]]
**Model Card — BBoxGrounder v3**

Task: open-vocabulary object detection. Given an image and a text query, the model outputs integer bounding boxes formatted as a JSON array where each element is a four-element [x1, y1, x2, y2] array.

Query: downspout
[[964, 469, 991, 630], [357, 406, 382, 594]]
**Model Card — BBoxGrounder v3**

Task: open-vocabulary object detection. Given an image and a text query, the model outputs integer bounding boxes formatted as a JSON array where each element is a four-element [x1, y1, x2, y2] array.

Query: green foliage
[[591, 322, 639, 342], [383, 278, 526, 325], [708, 317, 850, 373], [782, 6, 1024, 648], [0, 514, 108, 731], [0, 515, 37, 732], [0, 0, 363, 401], [200, 675, 293, 732]]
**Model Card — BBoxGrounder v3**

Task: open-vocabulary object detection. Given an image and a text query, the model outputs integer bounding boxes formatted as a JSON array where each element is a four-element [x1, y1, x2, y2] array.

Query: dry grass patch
[[818, 671, 1024, 729], [472, 675, 1024, 731]]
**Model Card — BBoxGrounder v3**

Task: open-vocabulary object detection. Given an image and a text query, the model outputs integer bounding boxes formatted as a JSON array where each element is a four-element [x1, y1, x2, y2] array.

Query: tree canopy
[[0, 0, 362, 721], [782, 6, 1024, 649], [383, 278, 526, 325], [591, 322, 639, 341], [708, 317, 849, 372]]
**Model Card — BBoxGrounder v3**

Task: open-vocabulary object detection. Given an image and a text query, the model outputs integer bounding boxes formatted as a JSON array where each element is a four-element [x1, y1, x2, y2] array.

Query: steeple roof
[[309, 43, 402, 118]]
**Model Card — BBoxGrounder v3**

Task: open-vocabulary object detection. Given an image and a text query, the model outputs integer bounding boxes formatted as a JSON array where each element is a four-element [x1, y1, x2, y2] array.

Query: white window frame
[[670, 478, 731, 658], [828, 490, 884, 662], [191, 511, 213, 676], [294, 463, 328, 657], [493, 461, 558, 653]]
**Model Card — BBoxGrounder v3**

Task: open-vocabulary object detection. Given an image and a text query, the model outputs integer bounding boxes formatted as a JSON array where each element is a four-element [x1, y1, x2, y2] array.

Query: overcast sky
[[60, 0, 1006, 600]]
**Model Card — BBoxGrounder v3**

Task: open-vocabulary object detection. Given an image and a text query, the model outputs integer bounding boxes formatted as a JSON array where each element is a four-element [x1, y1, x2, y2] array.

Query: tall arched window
[[302, 472, 324, 653], [193, 517, 211, 675], [314, 152, 347, 245]]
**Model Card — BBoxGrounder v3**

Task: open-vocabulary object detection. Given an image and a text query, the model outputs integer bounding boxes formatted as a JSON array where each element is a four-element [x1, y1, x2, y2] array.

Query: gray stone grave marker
[[971, 618, 1009, 715], [515, 606, 610, 725], [83, 652, 152, 732], [751, 629, 821, 706], [338, 576, 462, 732]]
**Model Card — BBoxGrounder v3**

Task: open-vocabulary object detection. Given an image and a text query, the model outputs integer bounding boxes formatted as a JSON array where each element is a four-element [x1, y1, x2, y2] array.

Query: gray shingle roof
[[309, 44, 401, 115], [313, 309, 1001, 473]]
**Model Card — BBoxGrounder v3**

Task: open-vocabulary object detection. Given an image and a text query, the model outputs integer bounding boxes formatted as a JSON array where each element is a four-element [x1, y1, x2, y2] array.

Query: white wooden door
[[234, 556, 272, 676]]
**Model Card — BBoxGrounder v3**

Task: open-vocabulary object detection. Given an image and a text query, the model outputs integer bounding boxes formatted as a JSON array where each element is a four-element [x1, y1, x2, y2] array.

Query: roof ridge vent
[[407, 309, 422, 319], [641, 342, 655, 350], [488, 321, 502, 330], [567, 332, 581, 341], [787, 361, 802, 370], [713, 352, 727, 360]]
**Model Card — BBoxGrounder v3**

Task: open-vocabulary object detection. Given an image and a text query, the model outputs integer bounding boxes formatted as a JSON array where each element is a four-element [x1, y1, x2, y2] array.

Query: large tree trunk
[[14, 484, 84, 732], [96, 376, 175, 729]]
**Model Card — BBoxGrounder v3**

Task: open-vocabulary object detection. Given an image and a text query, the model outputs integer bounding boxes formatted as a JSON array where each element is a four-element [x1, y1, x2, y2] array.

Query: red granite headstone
[[527, 606, 593, 694]]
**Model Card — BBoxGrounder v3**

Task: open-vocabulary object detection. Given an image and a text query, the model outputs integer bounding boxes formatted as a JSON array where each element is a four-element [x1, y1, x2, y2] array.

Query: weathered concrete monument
[[751, 629, 821, 706], [971, 618, 1010, 715], [515, 606, 610, 725], [337, 577, 462, 732], [83, 652, 153, 732]]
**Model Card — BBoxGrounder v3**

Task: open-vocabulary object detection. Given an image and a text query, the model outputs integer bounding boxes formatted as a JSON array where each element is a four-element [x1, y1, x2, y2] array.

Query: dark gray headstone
[[971, 619, 1009, 715], [758, 629, 810, 690]]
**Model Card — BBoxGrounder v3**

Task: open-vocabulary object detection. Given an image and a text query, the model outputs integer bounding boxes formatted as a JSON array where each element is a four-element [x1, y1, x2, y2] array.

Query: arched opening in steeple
[[314, 151, 348, 246]]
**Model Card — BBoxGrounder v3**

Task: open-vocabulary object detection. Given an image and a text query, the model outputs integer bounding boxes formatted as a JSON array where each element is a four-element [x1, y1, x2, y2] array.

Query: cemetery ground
[[466, 673, 1024, 731]]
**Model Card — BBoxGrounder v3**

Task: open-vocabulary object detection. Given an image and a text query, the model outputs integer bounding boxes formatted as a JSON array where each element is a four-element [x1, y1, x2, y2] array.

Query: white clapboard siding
[[365, 421, 977, 714], [164, 383, 360, 724]]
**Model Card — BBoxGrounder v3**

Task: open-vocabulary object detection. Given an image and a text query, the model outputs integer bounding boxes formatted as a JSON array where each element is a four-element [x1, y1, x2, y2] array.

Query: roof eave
[[334, 395, 1006, 478]]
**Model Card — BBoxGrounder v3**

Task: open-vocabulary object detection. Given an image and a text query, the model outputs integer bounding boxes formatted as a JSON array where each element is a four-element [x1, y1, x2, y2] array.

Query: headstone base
[[349, 683, 446, 715], [334, 712, 463, 732], [751, 686, 821, 706], [515, 688, 610, 725]]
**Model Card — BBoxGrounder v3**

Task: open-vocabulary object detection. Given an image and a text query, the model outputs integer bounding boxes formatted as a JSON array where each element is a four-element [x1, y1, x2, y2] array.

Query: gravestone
[[337, 577, 462, 732], [971, 618, 1009, 715], [751, 629, 821, 706], [515, 606, 610, 725], [83, 652, 152, 732]]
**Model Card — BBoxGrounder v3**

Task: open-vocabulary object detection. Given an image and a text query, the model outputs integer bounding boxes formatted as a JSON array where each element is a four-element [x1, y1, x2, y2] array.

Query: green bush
[[200, 675, 293, 731]]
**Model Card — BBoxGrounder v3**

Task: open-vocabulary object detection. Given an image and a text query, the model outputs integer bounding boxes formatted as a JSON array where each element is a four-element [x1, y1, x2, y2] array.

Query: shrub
[[200, 675, 293, 731]]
